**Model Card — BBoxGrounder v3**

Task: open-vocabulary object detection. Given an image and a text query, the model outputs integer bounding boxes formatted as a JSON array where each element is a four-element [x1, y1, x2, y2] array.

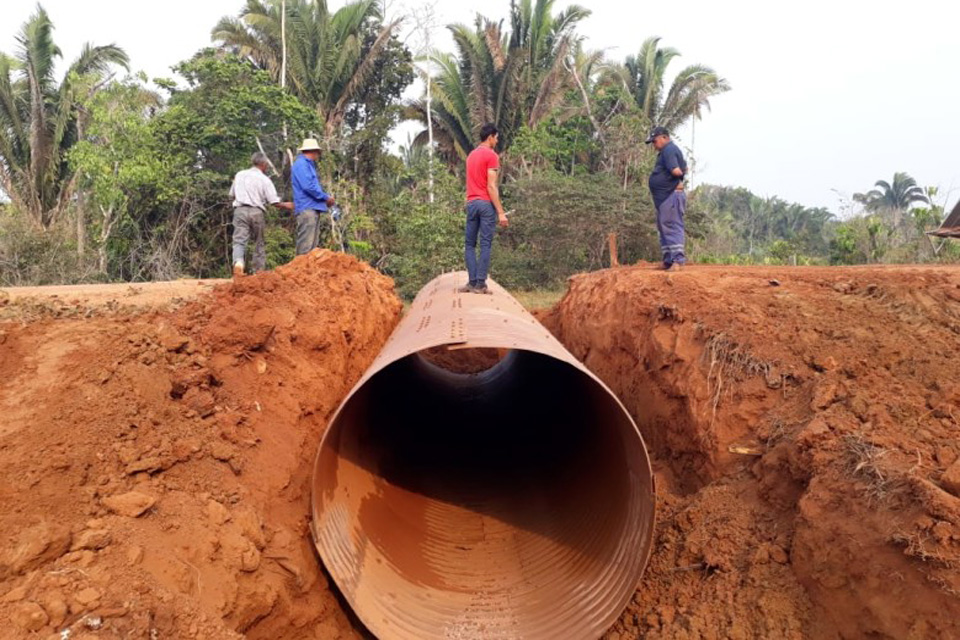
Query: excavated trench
[[4, 259, 954, 639], [310, 273, 657, 640]]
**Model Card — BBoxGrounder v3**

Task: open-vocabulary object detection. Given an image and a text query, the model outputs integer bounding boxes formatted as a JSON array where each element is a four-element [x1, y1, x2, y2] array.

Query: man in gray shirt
[[228, 152, 293, 277]]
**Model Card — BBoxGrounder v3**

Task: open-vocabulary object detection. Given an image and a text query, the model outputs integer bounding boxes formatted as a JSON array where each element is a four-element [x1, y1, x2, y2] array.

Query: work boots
[[457, 283, 493, 295]]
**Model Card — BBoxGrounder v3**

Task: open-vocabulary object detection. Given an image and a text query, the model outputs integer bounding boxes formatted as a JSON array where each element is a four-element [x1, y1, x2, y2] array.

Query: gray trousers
[[295, 209, 329, 255], [656, 190, 687, 266], [232, 206, 266, 272]]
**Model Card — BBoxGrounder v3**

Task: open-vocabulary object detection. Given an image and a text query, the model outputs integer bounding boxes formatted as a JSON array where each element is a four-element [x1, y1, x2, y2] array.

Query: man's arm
[[486, 168, 509, 227], [665, 147, 686, 188], [257, 174, 293, 211], [665, 147, 685, 178]]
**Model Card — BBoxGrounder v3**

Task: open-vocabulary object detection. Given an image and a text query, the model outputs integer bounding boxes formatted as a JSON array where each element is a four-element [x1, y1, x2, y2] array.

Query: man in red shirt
[[460, 123, 509, 294]]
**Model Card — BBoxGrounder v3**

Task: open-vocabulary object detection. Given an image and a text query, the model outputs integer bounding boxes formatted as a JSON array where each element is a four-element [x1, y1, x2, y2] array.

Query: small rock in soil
[[12, 601, 49, 631], [206, 500, 230, 526], [125, 456, 174, 475], [158, 327, 190, 352], [71, 528, 112, 551], [74, 587, 102, 606], [102, 491, 156, 517], [941, 460, 960, 498], [1, 585, 28, 603], [77, 550, 97, 568], [209, 441, 236, 462], [126, 545, 144, 564], [936, 446, 959, 468], [3, 522, 72, 578], [41, 595, 68, 627], [769, 545, 789, 564]]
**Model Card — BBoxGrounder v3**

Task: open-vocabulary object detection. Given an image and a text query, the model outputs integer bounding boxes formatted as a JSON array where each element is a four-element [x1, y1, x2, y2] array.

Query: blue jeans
[[465, 200, 497, 286], [656, 190, 687, 266]]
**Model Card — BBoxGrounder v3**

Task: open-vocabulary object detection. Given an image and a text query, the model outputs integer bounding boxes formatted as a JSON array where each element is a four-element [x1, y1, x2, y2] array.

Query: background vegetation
[[1, 1, 956, 293]]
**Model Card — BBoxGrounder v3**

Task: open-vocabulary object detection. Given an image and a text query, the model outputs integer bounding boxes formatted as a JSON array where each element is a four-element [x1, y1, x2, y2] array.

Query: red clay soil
[[0, 251, 400, 639], [2, 259, 960, 639], [543, 264, 960, 640], [418, 346, 507, 374]]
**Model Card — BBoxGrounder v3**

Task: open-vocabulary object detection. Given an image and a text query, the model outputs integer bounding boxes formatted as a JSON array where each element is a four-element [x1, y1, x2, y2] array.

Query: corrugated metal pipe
[[312, 272, 656, 639]]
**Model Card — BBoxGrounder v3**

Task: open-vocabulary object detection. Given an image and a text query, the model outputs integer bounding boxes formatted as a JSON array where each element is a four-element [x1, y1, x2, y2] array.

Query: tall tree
[[212, 0, 401, 137], [509, 0, 590, 125], [69, 79, 169, 274], [611, 36, 729, 132], [407, 0, 590, 162], [854, 172, 929, 219], [0, 5, 128, 228]]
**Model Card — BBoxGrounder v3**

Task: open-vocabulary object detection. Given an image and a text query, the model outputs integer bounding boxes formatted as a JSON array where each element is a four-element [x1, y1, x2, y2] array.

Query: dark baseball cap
[[645, 126, 670, 144]]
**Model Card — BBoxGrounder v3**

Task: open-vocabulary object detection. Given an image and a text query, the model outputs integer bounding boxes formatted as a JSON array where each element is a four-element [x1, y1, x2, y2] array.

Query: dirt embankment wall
[[544, 265, 960, 640], [0, 251, 401, 639]]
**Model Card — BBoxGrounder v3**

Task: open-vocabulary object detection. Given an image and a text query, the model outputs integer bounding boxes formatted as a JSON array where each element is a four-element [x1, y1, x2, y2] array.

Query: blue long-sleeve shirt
[[291, 154, 330, 214]]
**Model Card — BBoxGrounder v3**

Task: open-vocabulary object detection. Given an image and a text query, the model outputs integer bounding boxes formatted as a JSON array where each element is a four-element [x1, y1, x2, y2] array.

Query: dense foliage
[[1, 1, 956, 291]]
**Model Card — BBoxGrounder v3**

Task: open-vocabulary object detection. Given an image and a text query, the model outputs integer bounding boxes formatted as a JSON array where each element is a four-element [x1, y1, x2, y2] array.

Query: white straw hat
[[298, 138, 322, 152]]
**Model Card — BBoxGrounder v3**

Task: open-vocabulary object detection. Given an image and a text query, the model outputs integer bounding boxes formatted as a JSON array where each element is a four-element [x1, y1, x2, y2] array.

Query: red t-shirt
[[466, 145, 500, 201]]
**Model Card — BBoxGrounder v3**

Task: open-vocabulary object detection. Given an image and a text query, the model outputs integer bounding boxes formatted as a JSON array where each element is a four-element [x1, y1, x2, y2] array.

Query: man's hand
[[326, 196, 336, 207], [497, 211, 510, 228], [276, 201, 294, 211]]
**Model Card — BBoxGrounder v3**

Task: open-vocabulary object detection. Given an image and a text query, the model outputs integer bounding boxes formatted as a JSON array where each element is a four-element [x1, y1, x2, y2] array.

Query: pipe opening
[[416, 346, 509, 374], [314, 348, 654, 639]]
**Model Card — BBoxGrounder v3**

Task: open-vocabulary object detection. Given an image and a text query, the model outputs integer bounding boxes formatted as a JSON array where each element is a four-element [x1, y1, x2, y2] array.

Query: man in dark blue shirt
[[291, 138, 335, 255], [646, 126, 687, 270]]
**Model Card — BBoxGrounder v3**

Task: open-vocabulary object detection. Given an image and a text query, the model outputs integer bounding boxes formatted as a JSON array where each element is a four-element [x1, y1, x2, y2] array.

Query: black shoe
[[474, 284, 492, 295], [457, 284, 475, 293]]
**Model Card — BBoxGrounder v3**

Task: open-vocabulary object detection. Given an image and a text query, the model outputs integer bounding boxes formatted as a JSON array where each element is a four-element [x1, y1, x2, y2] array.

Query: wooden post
[[608, 232, 619, 268]]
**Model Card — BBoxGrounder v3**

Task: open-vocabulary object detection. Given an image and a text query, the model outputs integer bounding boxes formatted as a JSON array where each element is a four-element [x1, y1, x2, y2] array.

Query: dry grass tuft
[[890, 530, 958, 571], [700, 331, 774, 422], [843, 432, 893, 503]]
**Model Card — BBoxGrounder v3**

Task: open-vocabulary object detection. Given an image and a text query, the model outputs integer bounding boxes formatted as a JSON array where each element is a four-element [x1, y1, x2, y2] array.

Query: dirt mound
[[0, 251, 401, 639], [543, 264, 960, 639]]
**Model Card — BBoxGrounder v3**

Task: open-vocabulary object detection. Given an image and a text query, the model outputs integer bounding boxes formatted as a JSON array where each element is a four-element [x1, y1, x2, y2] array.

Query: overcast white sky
[[4, 0, 959, 214]]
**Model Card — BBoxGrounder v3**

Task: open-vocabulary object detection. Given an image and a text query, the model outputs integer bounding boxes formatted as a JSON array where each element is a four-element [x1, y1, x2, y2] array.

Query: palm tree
[[0, 5, 128, 228], [212, 0, 399, 137], [854, 172, 929, 212], [407, 0, 589, 162], [854, 172, 929, 229], [611, 36, 729, 132], [398, 134, 428, 168], [509, 0, 590, 125]]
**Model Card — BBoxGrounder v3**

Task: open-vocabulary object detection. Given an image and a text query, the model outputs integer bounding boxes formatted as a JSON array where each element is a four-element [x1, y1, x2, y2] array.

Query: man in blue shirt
[[646, 126, 687, 270], [291, 138, 335, 255]]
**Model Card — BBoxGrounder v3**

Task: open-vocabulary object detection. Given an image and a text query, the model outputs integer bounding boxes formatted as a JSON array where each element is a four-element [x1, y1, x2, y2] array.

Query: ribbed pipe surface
[[311, 272, 655, 639]]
